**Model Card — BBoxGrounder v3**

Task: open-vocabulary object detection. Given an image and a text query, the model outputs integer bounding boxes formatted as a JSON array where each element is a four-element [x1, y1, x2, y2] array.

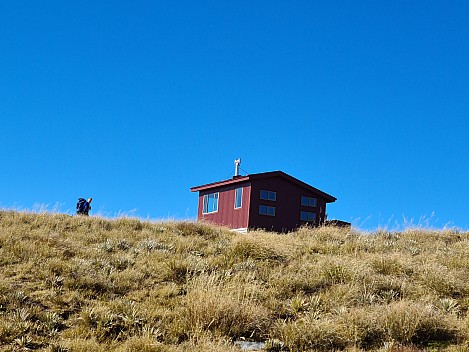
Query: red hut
[[190, 161, 337, 233]]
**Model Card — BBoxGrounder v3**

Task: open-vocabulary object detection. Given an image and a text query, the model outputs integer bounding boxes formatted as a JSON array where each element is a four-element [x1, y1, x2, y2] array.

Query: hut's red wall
[[248, 178, 328, 232], [197, 182, 251, 229]]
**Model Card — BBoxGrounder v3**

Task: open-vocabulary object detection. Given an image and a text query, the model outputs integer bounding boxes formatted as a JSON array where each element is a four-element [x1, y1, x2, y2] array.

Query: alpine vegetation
[[0, 211, 469, 351]]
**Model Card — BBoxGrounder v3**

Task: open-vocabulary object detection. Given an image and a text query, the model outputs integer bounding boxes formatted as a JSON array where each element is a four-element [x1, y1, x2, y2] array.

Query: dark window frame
[[260, 190, 277, 201], [301, 196, 317, 207], [300, 211, 316, 222], [259, 205, 276, 216]]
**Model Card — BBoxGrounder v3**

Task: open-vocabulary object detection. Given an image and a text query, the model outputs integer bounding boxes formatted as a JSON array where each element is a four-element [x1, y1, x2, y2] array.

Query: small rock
[[234, 340, 265, 351]]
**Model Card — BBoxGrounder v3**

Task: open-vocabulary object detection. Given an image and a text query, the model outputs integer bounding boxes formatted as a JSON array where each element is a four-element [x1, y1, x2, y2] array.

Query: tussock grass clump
[[74, 299, 156, 342], [228, 236, 289, 262], [1, 210, 469, 351], [383, 300, 458, 345], [276, 314, 349, 351], [182, 272, 269, 339]]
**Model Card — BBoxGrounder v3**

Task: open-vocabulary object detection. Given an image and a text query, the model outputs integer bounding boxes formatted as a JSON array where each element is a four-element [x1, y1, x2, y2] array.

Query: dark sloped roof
[[190, 171, 336, 203]]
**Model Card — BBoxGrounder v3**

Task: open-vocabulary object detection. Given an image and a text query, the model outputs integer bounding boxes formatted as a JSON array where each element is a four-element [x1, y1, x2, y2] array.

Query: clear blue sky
[[1, 1, 468, 230]]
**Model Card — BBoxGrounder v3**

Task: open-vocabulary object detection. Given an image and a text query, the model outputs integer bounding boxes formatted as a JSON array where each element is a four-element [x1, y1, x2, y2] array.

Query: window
[[301, 196, 317, 207], [300, 211, 316, 222], [260, 190, 276, 201], [234, 187, 242, 209], [259, 205, 276, 216], [203, 192, 219, 214]]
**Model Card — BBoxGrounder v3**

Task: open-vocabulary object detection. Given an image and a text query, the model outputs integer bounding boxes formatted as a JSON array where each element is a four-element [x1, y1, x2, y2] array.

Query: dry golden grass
[[0, 210, 468, 351]]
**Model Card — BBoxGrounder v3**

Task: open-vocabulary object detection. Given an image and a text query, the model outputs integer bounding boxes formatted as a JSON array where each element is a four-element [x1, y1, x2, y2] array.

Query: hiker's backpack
[[76, 198, 88, 213]]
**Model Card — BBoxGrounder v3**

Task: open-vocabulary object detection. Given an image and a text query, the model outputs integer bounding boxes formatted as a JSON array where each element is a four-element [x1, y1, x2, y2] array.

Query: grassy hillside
[[0, 211, 468, 351]]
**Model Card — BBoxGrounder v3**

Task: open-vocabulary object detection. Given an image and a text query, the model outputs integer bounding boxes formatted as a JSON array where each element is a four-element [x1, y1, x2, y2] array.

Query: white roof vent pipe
[[234, 158, 241, 177]]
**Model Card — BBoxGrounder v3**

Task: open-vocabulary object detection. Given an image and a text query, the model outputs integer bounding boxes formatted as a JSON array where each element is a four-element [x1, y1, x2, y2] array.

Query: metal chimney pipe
[[234, 159, 241, 176]]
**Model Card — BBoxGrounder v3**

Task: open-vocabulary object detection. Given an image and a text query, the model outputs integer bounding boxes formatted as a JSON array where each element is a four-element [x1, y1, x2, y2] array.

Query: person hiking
[[76, 197, 93, 216]]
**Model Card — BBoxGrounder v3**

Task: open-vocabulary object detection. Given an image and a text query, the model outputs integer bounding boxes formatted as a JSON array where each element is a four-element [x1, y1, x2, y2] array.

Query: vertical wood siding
[[197, 182, 251, 229], [249, 178, 328, 232]]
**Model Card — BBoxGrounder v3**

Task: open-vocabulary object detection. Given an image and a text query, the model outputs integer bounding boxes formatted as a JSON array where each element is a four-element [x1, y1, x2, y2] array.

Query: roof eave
[[190, 176, 250, 192], [251, 171, 337, 202], [190, 171, 337, 202]]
